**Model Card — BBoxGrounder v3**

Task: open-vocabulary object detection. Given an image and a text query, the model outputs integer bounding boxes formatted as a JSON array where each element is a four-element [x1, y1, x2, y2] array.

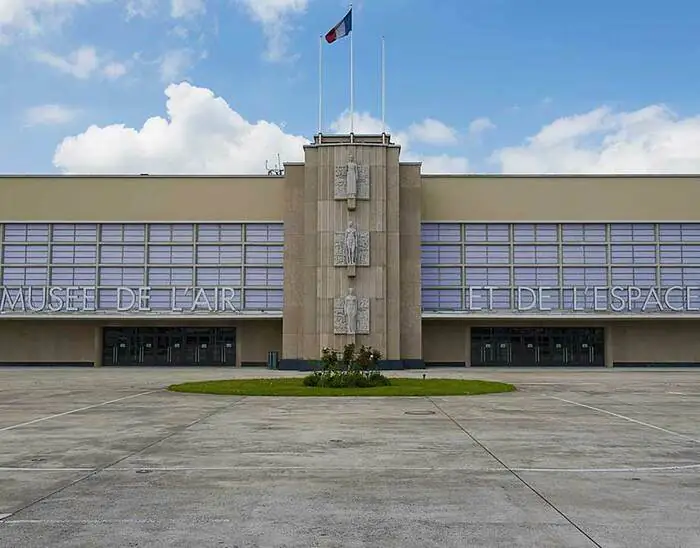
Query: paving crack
[[426, 396, 603, 548], [0, 396, 248, 525]]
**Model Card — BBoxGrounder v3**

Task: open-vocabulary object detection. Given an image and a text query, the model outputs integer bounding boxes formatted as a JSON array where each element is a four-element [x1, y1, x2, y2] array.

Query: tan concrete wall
[[0, 319, 281, 366], [313, 143, 394, 355], [282, 163, 307, 360], [610, 321, 700, 364], [0, 321, 97, 363], [0, 176, 284, 221], [422, 319, 700, 366], [398, 163, 423, 360], [283, 137, 409, 362], [422, 175, 700, 222], [422, 321, 468, 363], [237, 320, 283, 364]]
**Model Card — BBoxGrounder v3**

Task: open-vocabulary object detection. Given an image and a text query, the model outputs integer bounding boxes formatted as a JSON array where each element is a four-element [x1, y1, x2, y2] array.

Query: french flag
[[325, 9, 352, 44]]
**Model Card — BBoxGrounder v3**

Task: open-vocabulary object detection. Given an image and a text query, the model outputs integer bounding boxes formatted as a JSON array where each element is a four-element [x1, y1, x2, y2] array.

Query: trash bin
[[267, 351, 279, 370]]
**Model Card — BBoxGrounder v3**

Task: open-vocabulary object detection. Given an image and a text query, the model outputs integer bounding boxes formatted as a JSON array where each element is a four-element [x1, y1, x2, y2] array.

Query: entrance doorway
[[471, 327, 605, 367], [103, 327, 236, 366]]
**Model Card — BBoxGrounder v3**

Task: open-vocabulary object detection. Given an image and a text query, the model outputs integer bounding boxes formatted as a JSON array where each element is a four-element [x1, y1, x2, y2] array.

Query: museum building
[[2, 133, 700, 368]]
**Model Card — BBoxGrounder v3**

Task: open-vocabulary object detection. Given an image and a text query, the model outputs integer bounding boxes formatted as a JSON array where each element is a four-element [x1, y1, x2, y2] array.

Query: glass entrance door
[[103, 327, 237, 366], [471, 327, 605, 367]]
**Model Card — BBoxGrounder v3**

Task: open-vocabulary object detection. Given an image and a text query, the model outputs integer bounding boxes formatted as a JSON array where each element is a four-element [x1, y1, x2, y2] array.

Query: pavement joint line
[[0, 396, 248, 525], [0, 468, 95, 472], [549, 396, 700, 444], [0, 391, 162, 433], [3, 519, 235, 525], [427, 397, 603, 548], [3, 462, 700, 473]]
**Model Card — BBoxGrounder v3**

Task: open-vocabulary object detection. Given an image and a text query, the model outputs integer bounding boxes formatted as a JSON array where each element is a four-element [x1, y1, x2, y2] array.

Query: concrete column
[[93, 325, 103, 367], [604, 325, 614, 368], [235, 326, 242, 367], [464, 325, 472, 367]]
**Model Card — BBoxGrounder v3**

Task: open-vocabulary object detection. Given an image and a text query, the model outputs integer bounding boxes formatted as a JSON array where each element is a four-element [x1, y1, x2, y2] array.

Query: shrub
[[302, 343, 390, 389]]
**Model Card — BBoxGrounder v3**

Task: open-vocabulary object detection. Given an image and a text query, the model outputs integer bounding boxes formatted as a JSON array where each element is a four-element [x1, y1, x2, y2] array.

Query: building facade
[[2, 133, 700, 368]]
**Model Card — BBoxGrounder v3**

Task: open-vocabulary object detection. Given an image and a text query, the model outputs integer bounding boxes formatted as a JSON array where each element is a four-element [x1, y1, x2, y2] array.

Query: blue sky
[[3, 0, 700, 174]]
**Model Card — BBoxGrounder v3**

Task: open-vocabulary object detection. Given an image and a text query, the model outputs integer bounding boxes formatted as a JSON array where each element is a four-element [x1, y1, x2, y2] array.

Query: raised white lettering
[[137, 287, 151, 311], [48, 286, 64, 312], [641, 287, 662, 312], [537, 287, 553, 311], [116, 287, 136, 312], [27, 287, 48, 312], [65, 286, 80, 312], [1, 288, 25, 311], [191, 288, 213, 311], [609, 286, 626, 312], [483, 286, 496, 309], [663, 286, 683, 311], [467, 286, 482, 311], [687, 287, 700, 311], [221, 287, 236, 311], [517, 287, 537, 311]]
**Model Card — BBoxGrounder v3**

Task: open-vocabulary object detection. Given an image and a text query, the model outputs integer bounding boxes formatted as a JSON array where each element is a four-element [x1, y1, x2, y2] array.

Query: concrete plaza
[[0, 366, 699, 547]]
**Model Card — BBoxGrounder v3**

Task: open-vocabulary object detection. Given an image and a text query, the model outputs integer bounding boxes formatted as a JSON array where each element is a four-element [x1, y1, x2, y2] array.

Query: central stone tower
[[281, 134, 423, 369]]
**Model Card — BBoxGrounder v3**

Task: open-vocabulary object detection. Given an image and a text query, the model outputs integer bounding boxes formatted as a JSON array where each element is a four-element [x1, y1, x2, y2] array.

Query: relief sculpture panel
[[333, 288, 370, 335], [333, 221, 370, 267], [334, 153, 370, 201]]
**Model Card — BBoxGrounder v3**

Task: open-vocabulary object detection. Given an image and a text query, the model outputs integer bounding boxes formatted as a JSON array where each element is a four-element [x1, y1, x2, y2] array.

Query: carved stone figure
[[346, 153, 358, 198], [333, 291, 370, 335], [344, 221, 357, 265], [344, 287, 358, 335], [334, 229, 370, 267], [334, 155, 370, 201]]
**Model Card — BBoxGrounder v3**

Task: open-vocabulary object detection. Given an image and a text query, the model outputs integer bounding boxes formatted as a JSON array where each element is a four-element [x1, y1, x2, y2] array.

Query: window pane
[[561, 224, 606, 243], [421, 245, 461, 264], [246, 224, 284, 243], [421, 267, 462, 287], [611, 267, 656, 286], [244, 245, 283, 265], [465, 267, 510, 286], [421, 223, 462, 242], [562, 267, 607, 286], [422, 289, 463, 310], [610, 245, 656, 265], [244, 289, 283, 310], [195, 267, 241, 285], [513, 267, 559, 286], [245, 267, 284, 286]]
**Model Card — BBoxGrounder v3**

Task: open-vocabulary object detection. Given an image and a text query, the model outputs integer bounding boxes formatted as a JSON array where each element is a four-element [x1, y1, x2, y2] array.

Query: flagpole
[[381, 36, 386, 137], [349, 2, 354, 136], [318, 34, 323, 137]]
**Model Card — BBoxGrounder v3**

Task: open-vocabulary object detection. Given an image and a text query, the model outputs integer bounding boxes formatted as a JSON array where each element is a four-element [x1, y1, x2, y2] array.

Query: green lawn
[[168, 377, 516, 397]]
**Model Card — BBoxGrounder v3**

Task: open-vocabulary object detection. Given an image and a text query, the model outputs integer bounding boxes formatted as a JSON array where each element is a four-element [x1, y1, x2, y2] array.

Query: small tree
[[304, 343, 390, 388]]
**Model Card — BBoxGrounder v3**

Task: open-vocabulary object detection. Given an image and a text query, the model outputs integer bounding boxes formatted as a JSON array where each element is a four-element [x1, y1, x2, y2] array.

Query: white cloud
[[126, 0, 204, 19], [25, 104, 79, 126], [53, 82, 308, 174], [407, 118, 458, 145], [53, 83, 471, 175], [419, 154, 469, 174], [102, 61, 128, 79], [330, 111, 469, 174], [235, 0, 309, 62], [33, 46, 98, 78], [158, 48, 195, 83], [33, 46, 128, 79], [492, 104, 700, 174], [0, 0, 91, 40], [125, 0, 157, 19], [468, 117, 496, 137], [170, 0, 204, 18]]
